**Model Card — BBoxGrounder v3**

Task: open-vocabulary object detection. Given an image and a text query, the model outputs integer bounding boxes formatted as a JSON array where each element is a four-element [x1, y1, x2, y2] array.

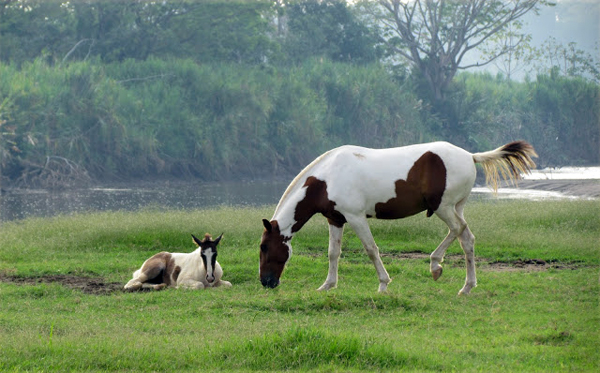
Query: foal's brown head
[[260, 219, 291, 288]]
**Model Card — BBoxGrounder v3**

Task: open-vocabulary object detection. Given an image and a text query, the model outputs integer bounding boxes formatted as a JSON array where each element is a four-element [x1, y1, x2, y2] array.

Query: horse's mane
[[274, 148, 336, 215]]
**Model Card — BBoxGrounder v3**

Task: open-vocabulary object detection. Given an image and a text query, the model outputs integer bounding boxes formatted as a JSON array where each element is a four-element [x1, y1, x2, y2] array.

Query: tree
[[359, 0, 549, 104], [480, 21, 535, 81], [278, 0, 380, 65], [532, 37, 600, 83]]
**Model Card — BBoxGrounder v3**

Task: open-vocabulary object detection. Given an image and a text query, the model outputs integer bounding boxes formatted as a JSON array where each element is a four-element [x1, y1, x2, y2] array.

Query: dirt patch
[[485, 259, 578, 272], [381, 253, 581, 272], [0, 274, 123, 295]]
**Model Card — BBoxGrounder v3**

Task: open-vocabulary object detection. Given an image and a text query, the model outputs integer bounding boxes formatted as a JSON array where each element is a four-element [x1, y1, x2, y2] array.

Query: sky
[[525, 0, 599, 51], [466, 0, 599, 78]]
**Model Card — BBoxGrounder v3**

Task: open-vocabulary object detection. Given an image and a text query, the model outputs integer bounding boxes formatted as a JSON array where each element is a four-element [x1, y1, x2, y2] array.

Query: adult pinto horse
[[260, 141, 536, 295]]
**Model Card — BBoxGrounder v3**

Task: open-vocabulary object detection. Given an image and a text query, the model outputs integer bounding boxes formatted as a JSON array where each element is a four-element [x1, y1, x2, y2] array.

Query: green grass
[[0, 200, 598, 372]]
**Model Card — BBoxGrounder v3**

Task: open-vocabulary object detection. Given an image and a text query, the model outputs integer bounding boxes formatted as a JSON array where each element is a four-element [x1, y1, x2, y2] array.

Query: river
[[1, 167, 598, 223]]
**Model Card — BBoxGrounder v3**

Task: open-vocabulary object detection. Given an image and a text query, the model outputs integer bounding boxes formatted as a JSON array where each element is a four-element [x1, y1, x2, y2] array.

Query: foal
[[124, 233, 232, 291]]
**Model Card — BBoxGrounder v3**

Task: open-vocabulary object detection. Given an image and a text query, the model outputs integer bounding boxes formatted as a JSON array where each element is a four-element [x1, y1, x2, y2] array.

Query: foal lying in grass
[[124, 233, 232, 291]]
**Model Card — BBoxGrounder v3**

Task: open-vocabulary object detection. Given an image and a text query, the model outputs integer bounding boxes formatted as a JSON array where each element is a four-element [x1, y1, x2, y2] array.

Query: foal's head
[[259, 219, 292, 288], [192, 233, 223, 284]]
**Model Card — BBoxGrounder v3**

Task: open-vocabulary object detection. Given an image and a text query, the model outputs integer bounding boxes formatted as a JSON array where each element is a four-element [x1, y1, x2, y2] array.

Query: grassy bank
[[0, 200, 598, 372]]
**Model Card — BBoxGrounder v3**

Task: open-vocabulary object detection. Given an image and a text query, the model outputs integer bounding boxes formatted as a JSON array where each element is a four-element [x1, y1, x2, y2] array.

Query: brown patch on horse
[[375, 151, 446, 219], [172, 265, 181, 283], [292, 176, 346, 232], [139, 252, 177, 286]]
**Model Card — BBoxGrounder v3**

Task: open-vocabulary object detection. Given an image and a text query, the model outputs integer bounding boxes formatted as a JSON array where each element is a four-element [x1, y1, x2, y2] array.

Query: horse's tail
[[472, 141, 538, 193]]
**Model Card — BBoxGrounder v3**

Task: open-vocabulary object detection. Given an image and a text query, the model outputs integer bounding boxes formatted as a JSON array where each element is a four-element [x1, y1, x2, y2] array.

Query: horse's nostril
[[261, 276, 279, 288]]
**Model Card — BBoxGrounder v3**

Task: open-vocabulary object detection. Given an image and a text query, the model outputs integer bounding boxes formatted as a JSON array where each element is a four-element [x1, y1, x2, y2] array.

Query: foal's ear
[[262, 219, 272, 233], [191, 234, 202, 246], [214, 233, 223, 245]]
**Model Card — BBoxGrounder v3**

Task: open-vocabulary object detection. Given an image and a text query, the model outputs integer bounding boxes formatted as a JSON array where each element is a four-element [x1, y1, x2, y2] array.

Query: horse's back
[[311, 142, 476, 215]]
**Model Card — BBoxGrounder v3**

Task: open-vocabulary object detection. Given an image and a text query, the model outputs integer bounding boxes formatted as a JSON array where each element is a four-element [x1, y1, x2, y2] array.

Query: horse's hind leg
[[457, 225, 476, 295], [124, 261, 166, 291], [141, 283, 167, 290], [429, 230, 458, 281], [430, 201, 464, 281], [432, 199, 477, 294], [124, 270, 148, 291]]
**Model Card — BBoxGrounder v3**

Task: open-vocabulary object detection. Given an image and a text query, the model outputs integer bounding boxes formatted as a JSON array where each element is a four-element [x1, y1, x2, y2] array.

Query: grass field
[[0, 200, 598, 372]]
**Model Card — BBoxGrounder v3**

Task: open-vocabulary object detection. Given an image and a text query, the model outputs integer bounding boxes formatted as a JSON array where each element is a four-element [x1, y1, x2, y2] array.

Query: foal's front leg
[[177, 278, 206, 290], [317, 223, 344, 291]]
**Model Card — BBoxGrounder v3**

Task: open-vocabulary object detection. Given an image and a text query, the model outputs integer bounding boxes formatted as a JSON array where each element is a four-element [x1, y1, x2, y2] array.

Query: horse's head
[[260, 219, 292, 288], [192, 233, 223, 284]]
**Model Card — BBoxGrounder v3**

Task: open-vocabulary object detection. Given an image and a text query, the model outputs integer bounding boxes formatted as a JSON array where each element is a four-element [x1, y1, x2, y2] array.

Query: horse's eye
[[260, 244, 268, 253]]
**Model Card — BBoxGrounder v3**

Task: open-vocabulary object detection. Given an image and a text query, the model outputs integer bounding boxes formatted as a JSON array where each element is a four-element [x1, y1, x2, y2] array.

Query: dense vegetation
[[0, 0, 598, 187]]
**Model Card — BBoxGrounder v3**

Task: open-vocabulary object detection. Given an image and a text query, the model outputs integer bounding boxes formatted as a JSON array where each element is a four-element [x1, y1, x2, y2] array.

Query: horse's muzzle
[[261, 275, 279, 289]]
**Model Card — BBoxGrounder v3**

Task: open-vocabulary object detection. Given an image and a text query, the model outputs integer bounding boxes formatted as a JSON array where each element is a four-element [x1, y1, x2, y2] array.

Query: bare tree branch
[[362, 0, 546, 102]]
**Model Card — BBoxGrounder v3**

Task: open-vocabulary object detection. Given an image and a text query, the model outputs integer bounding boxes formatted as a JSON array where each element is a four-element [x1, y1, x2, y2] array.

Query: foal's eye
[[260, 244, 268, 253]]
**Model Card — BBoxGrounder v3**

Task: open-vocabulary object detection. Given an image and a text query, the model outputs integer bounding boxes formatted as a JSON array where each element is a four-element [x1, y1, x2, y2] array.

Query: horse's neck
[[273, 148, 338, 236], [181, 249, 202, 267], [272, 175, 312, 238]]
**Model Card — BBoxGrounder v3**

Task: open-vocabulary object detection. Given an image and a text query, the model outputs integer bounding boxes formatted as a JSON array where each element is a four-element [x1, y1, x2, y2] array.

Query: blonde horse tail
[[472, 141, 538, 193]]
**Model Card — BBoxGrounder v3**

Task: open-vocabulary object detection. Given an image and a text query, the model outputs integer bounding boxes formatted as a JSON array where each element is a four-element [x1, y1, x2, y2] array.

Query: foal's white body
[[124, 235, 232, 290], [265, 141, 536, 294]]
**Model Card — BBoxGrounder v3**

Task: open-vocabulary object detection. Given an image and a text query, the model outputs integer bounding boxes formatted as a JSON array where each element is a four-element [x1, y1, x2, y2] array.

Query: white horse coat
[[260, 141, 537, 294], [124, 233, 232, 291]]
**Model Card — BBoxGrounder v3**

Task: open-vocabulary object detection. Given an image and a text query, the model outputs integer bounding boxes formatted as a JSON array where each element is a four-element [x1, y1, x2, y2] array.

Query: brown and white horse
[[124, 233, 232, 291], [260, 141, 537, 294]]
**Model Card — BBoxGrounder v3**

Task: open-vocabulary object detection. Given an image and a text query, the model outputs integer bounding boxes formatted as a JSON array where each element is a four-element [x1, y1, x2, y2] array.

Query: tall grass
[[0, 200, 598, 371]]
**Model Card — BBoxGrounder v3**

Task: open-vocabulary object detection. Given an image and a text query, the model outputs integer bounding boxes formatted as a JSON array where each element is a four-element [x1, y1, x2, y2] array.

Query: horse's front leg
[[212, 279, 232, 288], [317, 223, 344, 291], [346, 216, 391, 292], [177, 278, 206, 290]]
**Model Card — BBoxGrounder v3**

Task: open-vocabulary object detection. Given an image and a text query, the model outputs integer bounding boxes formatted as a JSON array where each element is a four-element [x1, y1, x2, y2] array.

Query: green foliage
[[281, 0, 380, 65], [0, 58, 429, 183], [0, 0, 277, 65], [442, 71, 599, 165]]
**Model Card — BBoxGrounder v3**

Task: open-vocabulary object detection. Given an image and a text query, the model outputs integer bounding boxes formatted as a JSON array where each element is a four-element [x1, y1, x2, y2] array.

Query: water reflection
[[1, 167, 598, 223], [0, 180, 289, 222]]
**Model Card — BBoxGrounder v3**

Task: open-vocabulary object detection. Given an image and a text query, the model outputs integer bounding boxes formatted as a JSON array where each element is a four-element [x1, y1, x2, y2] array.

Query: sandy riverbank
[[503, 179, 600, 199]]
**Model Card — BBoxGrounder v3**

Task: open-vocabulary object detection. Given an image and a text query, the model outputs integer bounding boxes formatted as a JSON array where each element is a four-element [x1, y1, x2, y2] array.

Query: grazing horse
[[124, 233, 232, 291], [260, 141, 537, 294]]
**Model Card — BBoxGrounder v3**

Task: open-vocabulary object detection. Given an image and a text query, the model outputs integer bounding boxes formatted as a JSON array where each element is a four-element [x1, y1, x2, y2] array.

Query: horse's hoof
[[458, 283, 476, 295], [432, 267, 443, 281], [317, 283, 336, 291]]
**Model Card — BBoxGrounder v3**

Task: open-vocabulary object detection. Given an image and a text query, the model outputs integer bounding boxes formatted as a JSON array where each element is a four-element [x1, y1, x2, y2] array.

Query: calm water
[[0, 180, 289, 223], [1, 167, 598, 223]]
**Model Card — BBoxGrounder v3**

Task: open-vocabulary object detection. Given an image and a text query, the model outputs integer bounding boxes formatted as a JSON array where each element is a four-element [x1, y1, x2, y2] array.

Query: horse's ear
[[262, 219, 272, 233], [214, 233, 223, 245], [191, 234, 202, 246]]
